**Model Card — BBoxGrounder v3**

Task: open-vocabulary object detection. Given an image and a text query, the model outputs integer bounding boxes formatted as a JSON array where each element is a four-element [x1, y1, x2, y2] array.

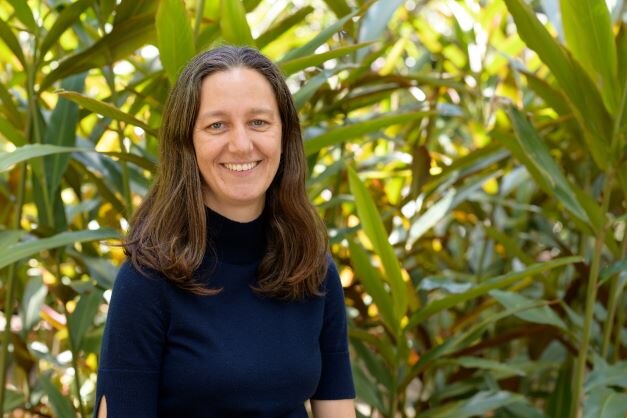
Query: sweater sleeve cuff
[[311, 351, 355, 400], [95, 369, 160, 418]]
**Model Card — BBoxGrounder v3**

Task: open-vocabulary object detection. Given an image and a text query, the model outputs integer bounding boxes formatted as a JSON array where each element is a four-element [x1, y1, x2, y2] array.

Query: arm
[[310, 258, 356, 411], [94, 262, 167, 417], [311, 399, 356, 418]]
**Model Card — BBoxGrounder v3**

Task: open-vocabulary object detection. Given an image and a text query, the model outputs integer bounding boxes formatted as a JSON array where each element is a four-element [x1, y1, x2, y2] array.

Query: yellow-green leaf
[[156, 0, 196, 84]]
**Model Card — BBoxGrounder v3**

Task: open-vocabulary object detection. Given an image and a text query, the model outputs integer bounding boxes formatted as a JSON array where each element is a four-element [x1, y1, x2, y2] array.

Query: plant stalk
[[0, 162, 27, 411], [570, 170, 613, 418]]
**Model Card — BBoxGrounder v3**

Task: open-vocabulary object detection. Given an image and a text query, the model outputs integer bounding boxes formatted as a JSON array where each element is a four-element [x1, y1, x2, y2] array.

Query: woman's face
[[192, 68, 282, 221]]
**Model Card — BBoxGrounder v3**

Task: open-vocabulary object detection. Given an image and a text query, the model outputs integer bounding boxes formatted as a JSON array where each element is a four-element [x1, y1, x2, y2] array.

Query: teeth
[[223, 161, 259, 172]]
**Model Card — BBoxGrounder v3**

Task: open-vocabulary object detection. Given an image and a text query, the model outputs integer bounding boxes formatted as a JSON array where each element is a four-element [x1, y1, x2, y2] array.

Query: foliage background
[[0, 0, 625, 417]]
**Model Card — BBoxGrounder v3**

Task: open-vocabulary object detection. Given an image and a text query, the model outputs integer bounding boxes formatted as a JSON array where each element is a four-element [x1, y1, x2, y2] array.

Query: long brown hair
[[125, 46, 328, 300]]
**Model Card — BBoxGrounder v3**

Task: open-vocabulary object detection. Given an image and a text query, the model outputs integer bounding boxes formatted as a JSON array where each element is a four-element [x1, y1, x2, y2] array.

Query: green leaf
[[0, 144, 157, 175], [68, 289, 104, 351], [561, 0, 618, 113], [351, 345, 387, 413], [490, 290, 567, 330], [39, 373, 75, 418], [7, 0, 37, 32], [40, 13, 156, 91], [585, 361, 627, 393], [113, 0, 158, 24], [416, 390, 524, 418], [279, 42, 374, 75], [0, 77, 24, 129], [546, 361, 574, 418], [156, 0, 196, 84], [57, 91, 157, 136], [0, 230, 24, 249], [0, 17, 26, 67], [403, 300, 547, 387], [407, 171, 498, 248], [506, 107, 590, 226], [280, 8, 361, 62], [348, 239, 398, 335], [292, 69, 336, 110], [256, 6, 313, 49], [405, 257, 581, 330], [304, 110, 434, 156], [220, 0, 254, 46], [39, 0, 93, 59], [583, 388, 627, 418], [0, 144, 80, 172], [322, 0, 352, 20], [347, 166, 408, 324], [503, 0, 612, 169], [455, 356, 526, 376], [44, 74, 86, 196], [0, 116, 26, 146], [358, 0, 405, 43], [20, 276, 48, 333], [0, 229, 120, 270], [2, 389, 25, 413]]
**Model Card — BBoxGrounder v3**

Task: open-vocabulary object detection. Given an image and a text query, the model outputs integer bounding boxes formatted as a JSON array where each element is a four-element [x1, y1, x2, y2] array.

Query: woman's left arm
[[311, 399, 356, 418]]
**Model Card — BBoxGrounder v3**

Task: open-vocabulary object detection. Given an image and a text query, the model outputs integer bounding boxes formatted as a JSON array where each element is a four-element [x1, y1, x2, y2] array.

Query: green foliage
[[0, 0, 625, 417]]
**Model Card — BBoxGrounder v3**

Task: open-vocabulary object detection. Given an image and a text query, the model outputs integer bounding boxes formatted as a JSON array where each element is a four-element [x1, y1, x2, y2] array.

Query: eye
[[250, 119, 266, 128], [208, 122, 223, 130]]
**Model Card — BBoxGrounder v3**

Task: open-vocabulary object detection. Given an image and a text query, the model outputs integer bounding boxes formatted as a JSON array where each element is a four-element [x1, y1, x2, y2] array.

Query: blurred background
[[0, 0, 625, 417]]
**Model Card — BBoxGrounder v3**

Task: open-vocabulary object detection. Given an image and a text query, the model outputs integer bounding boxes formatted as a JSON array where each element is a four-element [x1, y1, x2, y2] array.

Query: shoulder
[[321, 255, 344, 298], [110, 261, 167, 306]]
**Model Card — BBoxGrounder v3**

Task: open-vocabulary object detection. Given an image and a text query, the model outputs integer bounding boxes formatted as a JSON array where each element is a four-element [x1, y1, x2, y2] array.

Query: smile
[[222, 161, 261, 172]]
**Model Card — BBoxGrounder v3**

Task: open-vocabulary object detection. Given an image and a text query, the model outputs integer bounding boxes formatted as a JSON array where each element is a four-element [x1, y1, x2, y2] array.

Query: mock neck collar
[[205, 206, 268, 264]]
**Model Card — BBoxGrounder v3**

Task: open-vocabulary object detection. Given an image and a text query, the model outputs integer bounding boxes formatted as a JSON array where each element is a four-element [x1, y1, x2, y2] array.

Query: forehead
[[196, 68, 280, 120]]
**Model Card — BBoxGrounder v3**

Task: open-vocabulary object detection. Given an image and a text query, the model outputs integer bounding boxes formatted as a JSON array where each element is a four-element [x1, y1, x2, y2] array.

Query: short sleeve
[[94, 262, 168, 417], [311, 257, 355, 400]]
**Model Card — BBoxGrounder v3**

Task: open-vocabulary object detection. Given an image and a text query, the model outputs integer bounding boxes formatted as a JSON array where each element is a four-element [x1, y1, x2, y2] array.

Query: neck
[[205, 206, 268, 264]]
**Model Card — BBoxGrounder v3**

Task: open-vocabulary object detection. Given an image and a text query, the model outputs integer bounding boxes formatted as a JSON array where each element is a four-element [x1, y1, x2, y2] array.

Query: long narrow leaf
[[0, 18, 26, 67], [0, 229, 120, 270], [405, 256, 582, 329], [156, 0, 195, 84], [305, 111, 434, 156], [560, 0, 618, 112], [220, 0, 254, 46], [40, 13, 156, 91], [44, 74, 86, 196], [256, 6, 313, 49], [7, 0, 37, 32], [279, 43, 374, 75], [68, 289, 104, 351], [506, 107, 590, 225], [348, 166, 408, 323], [503, 0, 612, 169], [39, 0, 93, 58], [279, 8, 361, 62], [348, 240, 398, 335], [57, 91, 157, 136]]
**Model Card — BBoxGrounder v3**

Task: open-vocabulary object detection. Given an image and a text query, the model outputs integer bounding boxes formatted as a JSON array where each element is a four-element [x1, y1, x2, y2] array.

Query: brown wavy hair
[[125, 46, 328, 300]]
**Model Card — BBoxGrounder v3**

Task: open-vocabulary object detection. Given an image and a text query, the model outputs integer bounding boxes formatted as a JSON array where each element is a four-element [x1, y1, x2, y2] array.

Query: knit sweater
[[95, 207, 355, 417]]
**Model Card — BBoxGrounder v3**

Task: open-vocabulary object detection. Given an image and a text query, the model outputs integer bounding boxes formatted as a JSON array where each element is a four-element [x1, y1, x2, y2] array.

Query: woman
[[95, 46, 356, 417]]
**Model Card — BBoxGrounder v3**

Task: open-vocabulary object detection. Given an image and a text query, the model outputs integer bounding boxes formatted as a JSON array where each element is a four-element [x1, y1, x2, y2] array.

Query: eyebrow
[[197, 108, 276, 120]]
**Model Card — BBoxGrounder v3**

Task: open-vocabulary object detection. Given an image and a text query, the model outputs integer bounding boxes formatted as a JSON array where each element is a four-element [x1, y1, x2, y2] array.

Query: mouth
[[221, 160, 261, 172]]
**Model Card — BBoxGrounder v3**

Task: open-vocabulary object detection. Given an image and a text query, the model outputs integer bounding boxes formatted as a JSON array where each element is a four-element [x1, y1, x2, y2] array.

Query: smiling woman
[[192, 68, 283, 222], [94, 46, 356, 418]]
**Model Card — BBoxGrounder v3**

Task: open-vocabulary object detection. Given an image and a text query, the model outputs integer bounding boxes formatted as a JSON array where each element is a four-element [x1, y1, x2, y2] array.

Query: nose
[[227, 124, 253, 153]]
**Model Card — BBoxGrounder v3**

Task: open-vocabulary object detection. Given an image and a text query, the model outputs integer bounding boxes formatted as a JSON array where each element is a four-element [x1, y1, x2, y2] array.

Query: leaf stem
[[570, 169, 613, 417], [0, 162, 27, 412]]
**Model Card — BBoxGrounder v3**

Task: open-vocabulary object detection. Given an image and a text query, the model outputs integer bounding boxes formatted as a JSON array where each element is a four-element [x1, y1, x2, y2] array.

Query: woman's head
[[159, 46, 305, 220], [128, 46, 328, 300]]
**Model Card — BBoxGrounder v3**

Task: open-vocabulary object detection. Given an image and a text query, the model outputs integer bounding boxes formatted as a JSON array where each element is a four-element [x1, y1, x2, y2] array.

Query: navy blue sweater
[[95, 208, 354, 417]]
